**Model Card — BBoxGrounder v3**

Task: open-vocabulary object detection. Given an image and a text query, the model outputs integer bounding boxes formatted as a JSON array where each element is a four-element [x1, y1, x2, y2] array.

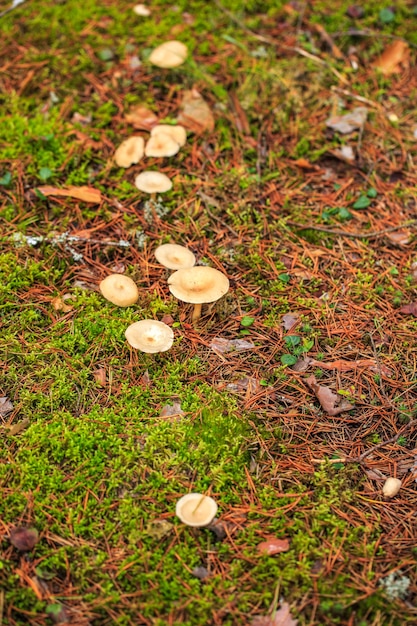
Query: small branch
[[287, 219, 417, 240]]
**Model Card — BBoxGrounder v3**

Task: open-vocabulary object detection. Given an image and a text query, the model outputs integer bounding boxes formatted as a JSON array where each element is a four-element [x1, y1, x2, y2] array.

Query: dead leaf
[[333, 145, 355, 162], [161, 314, 174, 326], [251, 602, 298, 626], [291, 357, 311, 372], [373, 41, 410, 76], [210, 337, 255, 354], [37, 186, 102, 204], [306, 375, 354, 415], [0, 396, 13, 416], [386, 230, 411, 246], [326, 107, 368, 134], [8, 419, 30, 435], [226, 377, 261, 395], [160, 400, 185, 420], [293, 158, 318, 170], [177, 89, 214, 133], [144, 519, 173, 540], [309, 358, 376, 372], [125, 105, 158, 130], [257, 537, 290, 555], [191, 566, 209, 579], [281, 313, 299, 331], [399, 302, 417, 317], [71, 111, 92, 125], [51, 295, 73, 313], [10, 527, 39, 551], [93, 367, 107, 386]]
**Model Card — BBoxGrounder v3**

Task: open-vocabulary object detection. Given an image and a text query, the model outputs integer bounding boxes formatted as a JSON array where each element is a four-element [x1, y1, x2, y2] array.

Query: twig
[[358, 419, 417, 462], [0, 0, 27, 18], [212, 0, 349, 84], [287, 219, 417, 240], [331, 86, 383, 110]]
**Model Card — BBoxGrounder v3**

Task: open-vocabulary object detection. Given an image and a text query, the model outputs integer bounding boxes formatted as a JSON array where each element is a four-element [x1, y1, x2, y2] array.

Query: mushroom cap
[[134, 171, 172, 193], [149, 40, 188, 69], [176, 493, 218, 527], [99, 274, 139, 307], [125, 320, 174, 353], [114, 136, 145, 168], [145, 132, 181, 158], [151, 124, 187, 148], [155, 243, 196, 270], [168, 266, 229, 304], [133, 3, 150, 16]]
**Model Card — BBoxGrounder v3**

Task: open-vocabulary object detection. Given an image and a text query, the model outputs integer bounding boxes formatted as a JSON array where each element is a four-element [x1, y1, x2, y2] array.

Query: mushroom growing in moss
[[125, 320, 174, 353], [145, 132, 181, 158], [99, 274, 139, 307], [176, 493, 218, 527], [149, 41, 187, 68], [168, 266, 229, 323], [155, 243, 196, 270], [151, 124, 187, 148], [134, 171, 172, 194], [114, 136, 145, 168]]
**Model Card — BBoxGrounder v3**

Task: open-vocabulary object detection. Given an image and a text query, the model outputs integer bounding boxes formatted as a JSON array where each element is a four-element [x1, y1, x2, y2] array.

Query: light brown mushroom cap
[[114, 136, 145, 168], [155, 244, 196, 270], [168, 266, 229, 304], [134, 171, 172, 193], [145, 132, 181, 158], [149, 40, 188, 69], [99, 274, 139, 307], [151, 124, 187, 148], [176, 493, 218, 527], [133, 3, 150, 16], [125, 320, 174, 353]]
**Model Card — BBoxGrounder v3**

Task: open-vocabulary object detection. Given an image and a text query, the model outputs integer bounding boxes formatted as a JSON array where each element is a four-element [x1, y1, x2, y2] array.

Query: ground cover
[[1, 1, 417, 624]]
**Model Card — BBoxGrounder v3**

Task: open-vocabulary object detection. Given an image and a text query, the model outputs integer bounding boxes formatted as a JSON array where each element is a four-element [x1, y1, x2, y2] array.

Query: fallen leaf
[[8, 419, 30, 435], [281, 313, 300, 331], [210, 337, 255, 354], [160, 400, 185, 420], [144, 519, 173, 540], [93, 367, 107, 386], [399, 302, 417, 316], [373, 40, 410, 76], [161, 314, 174, 326], [10, 526, 39, 551], [291, 357, 311, 372], [309, 358, 376, 372], [36, 186, 102, 204], [386, 230, 411, 246], [226, 377, 261, 395], [306, 375, 354, 415], [125, 105, 158, 130], [333, 145, 355, 162], [257, 537, 290, 555], [293, 158, 317, 169], [177, 89, 214, 133], [51, 295, 73, 313], [251, 602, 298, 626], [368, 364, 393, 378], [0, 396, 13, 416], [191, 566, 209, 579], [71, 111, 92, 125], [326, 107, 368, 134]]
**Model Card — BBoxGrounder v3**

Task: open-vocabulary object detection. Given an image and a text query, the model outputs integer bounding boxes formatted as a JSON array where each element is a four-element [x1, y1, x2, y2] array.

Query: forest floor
[[1, 1, 417, 625]]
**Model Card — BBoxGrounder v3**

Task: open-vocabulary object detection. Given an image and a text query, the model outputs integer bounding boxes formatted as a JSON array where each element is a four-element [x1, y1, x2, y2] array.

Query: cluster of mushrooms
[[114, 40, 189, 196], [99, 242, 229, 353]]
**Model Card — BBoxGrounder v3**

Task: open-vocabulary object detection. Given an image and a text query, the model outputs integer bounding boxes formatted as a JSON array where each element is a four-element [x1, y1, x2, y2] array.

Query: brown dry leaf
[[293, 158, 318, 170], [177, 89, 214, 133], [281, 313, 299, 330], [257, 537, 290, 555], [306, 375, 354, 416], [93, 367, 107, 386], [373, 40, 410, 76], [10, 527, 39, 551], [51, 295, 73, 313], [399, 302, 417, 317], [326, 107, 367, 134], [291, 357, 311, 372], [8, 419, 30, 436], [125, 105, 158, 129], [37, 186, 102, 204], [210, 337, 255, 354], [0, 396, 13, 416], [160, 400, 185, 420], [226, 377, 261, 395], [386, 230, 411, 246], [145, 519, 173, 540], [161, 314, 174, 326], [309, 358, 376, 372], [251, 602, 298, 626]]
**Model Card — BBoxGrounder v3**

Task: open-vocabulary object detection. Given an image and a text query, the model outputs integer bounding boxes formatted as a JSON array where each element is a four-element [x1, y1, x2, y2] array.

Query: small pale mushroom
[[99, 274, 139, 307], [134, 171, 172, 194], [125, 320, 174, 353], [114, 136, 145, 168], [149, 40, 188, 69], [168, 266, 229, 323], [151, 124, 187, 148], [133, 4, 150, 16], [176, 493, 218, 527], [155, 243, 196, 270], [145, 132, 181, 158], [382, 477, 402, 498]]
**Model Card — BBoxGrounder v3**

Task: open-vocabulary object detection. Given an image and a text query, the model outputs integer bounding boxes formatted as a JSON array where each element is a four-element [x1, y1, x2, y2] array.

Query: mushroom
[[145, 132, 181, 158], [99, 274, 139, 307], [382, 477, 402, 498], [149, 41, 188, 69], [134, 171, 172, 194], [168, 266, 229, 323], [151, 124, 187, 148], [133, 4, 150, 16], [176, 493, 218, 527], [155, 243, 196, 270], [125, 320, 174, 353], [114, 136, 145, 168]]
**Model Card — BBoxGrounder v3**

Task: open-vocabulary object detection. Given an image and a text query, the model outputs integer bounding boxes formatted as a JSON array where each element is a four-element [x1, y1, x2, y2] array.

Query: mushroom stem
[[192, 303, 202, 324]]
